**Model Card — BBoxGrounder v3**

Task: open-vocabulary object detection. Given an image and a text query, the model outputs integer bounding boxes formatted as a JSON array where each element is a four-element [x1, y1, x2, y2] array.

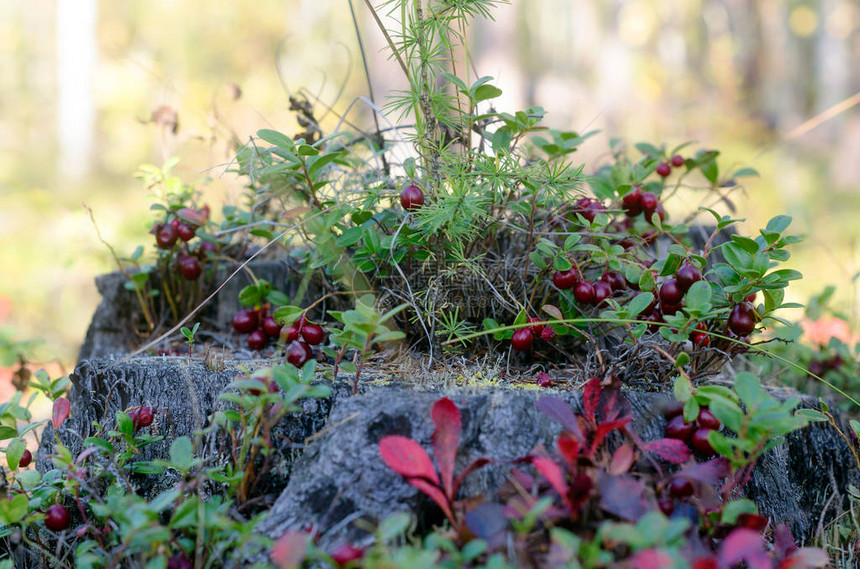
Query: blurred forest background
[[1, 0, 858, 368]]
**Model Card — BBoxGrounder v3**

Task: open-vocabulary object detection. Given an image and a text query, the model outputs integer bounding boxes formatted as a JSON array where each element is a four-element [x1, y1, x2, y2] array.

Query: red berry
[[286, 340, 313, 367], [691, 332, 710, 347], [553, 269, 578, 290], [645, 311, 664, 332], [661, 303, 682, 316], [44, 504, 70, 531], [176, 223, 196, 242], [536, 372, 552, 388], [600, 271, 626, 291], [593, 281, 612, 305], [807, 360, 825, 377], [540, 326, 556, 342], [281, 323, 301, 344], [247, 329, 268, 351], [658, 497, 675, 516], [656, 162, 672, 178], [744, 293, 757, 303], [697, 408, 721, 430], [621, 187, 643, 217], [668, 477, 694, 498], [262, 317, 283, 339], [18, 449, 32, 468], [247, 378, 268, 396], [646, 203, 667, 225], [156, 224, 179, 249], [400, 183, 425, 211], [301, 323, 326, 346], [675, 264, 702, 292], [664, 415, 696, 442], [639, 191, 658, 217], [197, 240, 219, 259], [671, 154, 684, 168], [573, 281, 596, 305], [232, 309, 259, 334], [511, 328, 533, 352], [167, 554, 193, 569], [177, 255, 202, 280], [135, 406, 154, 428], [526, 317, 545, 336], [728, 303, 756, 336], [660, 279, 684, 306], [691, 428, 717, 457], [330, 543, 365, 568]]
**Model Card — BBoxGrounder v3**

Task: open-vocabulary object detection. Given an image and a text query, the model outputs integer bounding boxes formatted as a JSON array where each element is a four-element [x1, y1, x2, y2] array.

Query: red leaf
[[557, 432, 581, 471], [176, 207, 208, 226], [609, 443, 635, 475], [628, 548, 675, 569], [582, 378, 602, 422], [431, 397, 461, 499], [718, 528, 771, 569], [408, 476, 456, 527], [537, 396, 584, 441], [644, 438, 692, 464], [379, 435, 440, 485], [589, 417, 632, 456], [531, 456, 571, 510], [270, 530, 309, 569], [452, 457, 491, 496], [692, 559, 718, 569], [776, 548, 830, 569], [52, 397, 71, 430]]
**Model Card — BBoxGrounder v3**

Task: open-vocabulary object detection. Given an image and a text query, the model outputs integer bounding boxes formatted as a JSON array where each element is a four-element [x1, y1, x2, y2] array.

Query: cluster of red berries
[[282, 315, 325, 368], [150, 206, 218, 281], [511, 317, 556, 352], [232, 306, 287, 351], [656, 154, 685, 178], [553, 267, 630, 307], [807, 352, 845, 378], [658, 400, 723, 514]]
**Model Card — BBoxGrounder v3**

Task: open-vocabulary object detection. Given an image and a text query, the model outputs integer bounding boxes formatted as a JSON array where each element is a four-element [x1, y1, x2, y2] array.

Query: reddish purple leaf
[[644, 438, 692, 464], [718, 528, 771, 569], [452, 457, 491, 496], [531, 456, 571, 510], [598, 472, 647, 521], [777, 548, 830, 569], [628, 548, 675, 569], [678, 457, 730, 486], [609, 443, 635, 475], [582, 378, 602, 422], [774, 524, 798, 558], [270, 530, 309, 569], [379, 435, 440, 485], [52, 397, 71, 430], [430, 397, 461, 498], [408, 476, 456, 527], [537, 396, 584, 441]]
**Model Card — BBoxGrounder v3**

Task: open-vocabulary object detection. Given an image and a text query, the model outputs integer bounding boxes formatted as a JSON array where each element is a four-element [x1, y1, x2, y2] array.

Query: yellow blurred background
[[1, 0, 858, 368]]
